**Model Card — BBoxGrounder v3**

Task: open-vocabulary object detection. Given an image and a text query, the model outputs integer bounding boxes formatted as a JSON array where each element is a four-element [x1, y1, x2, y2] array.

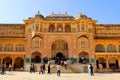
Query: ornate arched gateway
[[51, 39, 68, 60]]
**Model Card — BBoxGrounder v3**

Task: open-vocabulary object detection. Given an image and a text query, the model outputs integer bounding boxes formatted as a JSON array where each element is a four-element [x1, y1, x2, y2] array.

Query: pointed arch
[[78, 35, 89, 48], [107, 44, 116, 52], [31, 51, 41, 63], [95, 44, 105, 52], [49, 24, 55, 32]]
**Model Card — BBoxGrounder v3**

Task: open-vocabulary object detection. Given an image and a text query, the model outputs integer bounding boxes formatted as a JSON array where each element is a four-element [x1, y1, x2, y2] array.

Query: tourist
[[32, 64, 35, 73], [39, 64, 43, 74], [89, 64, 94, 76], [48, 60, 50, 64], [43, 57, 48, 64], [30, 64, 33, 73], [47, 64, 51, 74], [43, 63, 46, 74], [88, 64, 91, 75], [64, 60, 67, 70], [1, 63, 6, 75], [112, 65, 115, 72], [61, 59, 64, 66], [57, 63, 61, 77], [81, 56, 84, 64]]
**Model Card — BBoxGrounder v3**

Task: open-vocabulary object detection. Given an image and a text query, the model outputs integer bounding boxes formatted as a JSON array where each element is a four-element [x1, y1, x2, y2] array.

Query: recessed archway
[[15, 57, 24, 69], [96, 58, 106, 68], [108, 58, 119, 68], [79, 51, 89, 64], [56, 52, 63, 60], [3, 57, 12, 69], [51, 39, 68, 59], [31, 51, 41, 63]]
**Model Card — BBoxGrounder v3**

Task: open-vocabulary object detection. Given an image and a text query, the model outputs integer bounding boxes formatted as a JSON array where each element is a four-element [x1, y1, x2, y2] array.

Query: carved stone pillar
[[1, 58, 3, 65], [71, 23, 72, 32], [12, 57, 15, 67], [106, 59, 109, 68], [63, 23, 65, 32], [55, 23, 57, 32]]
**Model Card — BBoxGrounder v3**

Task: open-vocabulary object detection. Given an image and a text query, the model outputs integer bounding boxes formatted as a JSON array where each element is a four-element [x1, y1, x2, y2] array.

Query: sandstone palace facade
[[0, 12, 120, 72]]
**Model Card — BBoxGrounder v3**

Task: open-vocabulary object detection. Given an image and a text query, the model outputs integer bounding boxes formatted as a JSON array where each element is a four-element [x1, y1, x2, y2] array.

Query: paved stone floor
[[0, 71, 120, 80]]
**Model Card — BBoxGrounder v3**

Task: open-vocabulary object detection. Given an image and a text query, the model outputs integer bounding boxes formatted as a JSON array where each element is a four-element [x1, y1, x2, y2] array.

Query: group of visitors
[[39, 63, 47, 74], [1, 62, 13, 75], [55, 57, 68, 70], [88, 64, 94, 76], [30, 59, 65, 77], [79, 56, 89, 64], [30, 63, 35, 73]]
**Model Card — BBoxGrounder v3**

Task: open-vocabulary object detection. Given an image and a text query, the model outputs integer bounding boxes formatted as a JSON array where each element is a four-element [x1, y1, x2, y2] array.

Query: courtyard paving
[[0, 71, 120, 80]]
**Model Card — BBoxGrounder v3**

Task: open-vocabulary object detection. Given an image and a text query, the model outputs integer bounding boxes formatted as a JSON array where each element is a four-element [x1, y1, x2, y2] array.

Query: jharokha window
[[35, 24, 40, 32], [4, 44, 13, 52], [0, 44, 2, 52], [78, 37, 89, 48], [15, 44, 25, 52], [32, 37, 42, 48], [80, 22, 86, 32]]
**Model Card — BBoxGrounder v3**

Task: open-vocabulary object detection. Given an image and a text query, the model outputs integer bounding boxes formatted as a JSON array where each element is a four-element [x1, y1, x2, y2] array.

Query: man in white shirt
[[57, 64, 61, 76], [88, 64, 91, 75], [64, 61, 67, 70]]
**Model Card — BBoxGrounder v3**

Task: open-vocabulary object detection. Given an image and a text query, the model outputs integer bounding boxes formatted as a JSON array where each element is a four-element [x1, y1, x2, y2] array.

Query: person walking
[[112, 65, 115, 72], [39, 64, 43, 74], [88, 64, 91, 75], [42, 63, 46, 74], [89, 64, 94, 76], [57, 63, 61, 77], [1, 63, 6, 75], [47, 64, 50, 74], [30, 64, 33, 73], [64, 60, 67, 70]]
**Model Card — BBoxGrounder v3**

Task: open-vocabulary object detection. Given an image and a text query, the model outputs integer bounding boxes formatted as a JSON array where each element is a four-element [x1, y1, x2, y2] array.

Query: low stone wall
[[70, 64, 88, 73]]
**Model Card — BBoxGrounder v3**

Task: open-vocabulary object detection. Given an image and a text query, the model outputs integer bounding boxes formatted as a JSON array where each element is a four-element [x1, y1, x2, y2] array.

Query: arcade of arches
[[0, 56, 24, 70], [96, 57, 119, 69]]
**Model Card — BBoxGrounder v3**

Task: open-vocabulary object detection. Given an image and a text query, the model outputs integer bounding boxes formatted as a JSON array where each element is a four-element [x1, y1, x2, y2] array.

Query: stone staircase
[[49, 64, 74, 73], [70, 63, 89, 73], [25, 63, 89, 73], [49, 63, 89, 73]]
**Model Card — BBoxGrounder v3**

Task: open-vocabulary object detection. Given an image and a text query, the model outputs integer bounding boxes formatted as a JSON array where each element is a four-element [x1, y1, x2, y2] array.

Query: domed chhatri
[[34, 11, 44, 18], [76, 13, 91, 19]]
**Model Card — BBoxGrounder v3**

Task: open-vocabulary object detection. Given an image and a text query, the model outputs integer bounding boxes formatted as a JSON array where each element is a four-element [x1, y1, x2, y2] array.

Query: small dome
[[76, 13, 88, 19], [34, 11, 44, 18]]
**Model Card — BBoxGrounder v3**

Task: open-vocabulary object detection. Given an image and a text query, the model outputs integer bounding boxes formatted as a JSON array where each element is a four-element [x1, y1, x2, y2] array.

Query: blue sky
[[0, 0, 120, 24]]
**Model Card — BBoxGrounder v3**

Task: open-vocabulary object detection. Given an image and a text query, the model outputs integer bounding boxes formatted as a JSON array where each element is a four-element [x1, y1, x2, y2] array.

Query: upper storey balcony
[[24, 12, 96, 34], [0, 24, 25, 38], [94, 24, 120, 39]]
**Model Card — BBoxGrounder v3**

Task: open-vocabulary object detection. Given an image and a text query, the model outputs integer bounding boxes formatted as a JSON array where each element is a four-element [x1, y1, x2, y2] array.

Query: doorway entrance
[[3, 57, 12, 69], [56, 52, 63, 60]]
